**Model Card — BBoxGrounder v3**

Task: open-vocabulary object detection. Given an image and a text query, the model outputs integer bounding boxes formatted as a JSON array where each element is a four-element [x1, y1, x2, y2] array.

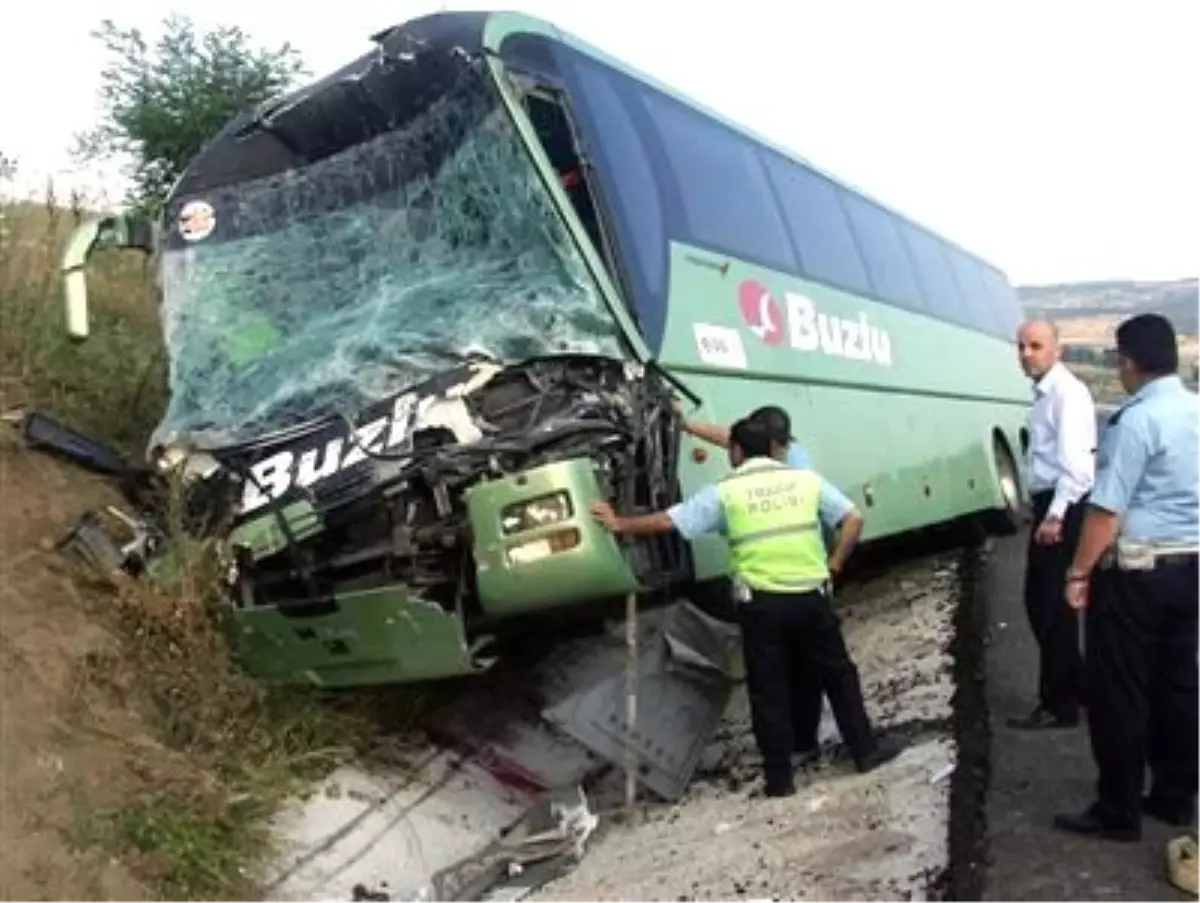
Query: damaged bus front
[[59, 13, 691, 687]]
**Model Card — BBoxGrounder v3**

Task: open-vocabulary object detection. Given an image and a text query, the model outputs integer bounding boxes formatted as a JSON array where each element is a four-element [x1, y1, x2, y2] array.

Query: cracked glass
[[153, 66, 624, 450]]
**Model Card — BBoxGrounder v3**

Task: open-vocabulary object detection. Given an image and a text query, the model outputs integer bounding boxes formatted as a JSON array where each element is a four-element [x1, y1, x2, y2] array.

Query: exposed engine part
[[175, 354, 683, 624]]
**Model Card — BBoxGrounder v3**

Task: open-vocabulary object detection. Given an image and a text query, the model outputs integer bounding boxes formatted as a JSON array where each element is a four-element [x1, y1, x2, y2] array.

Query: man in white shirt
[[1010, 319, 1097, 730]]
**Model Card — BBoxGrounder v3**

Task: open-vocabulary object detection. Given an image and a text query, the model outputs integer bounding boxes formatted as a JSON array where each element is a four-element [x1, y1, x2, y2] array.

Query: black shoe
[[1053, 805, 1141, 842], [764, 781, 796, 798], [1143, 795, 1195, 827], [1007, 706, 1078, 730], [856, 734, 907, 774]]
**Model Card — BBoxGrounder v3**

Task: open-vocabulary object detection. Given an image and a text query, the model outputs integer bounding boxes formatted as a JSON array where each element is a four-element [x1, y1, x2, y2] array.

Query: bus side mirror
[[61, 214, 156, 341]]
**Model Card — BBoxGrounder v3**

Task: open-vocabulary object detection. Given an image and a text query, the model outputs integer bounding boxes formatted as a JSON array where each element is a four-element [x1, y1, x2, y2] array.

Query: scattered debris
[[55, 504, 161, 580], [16, 409, 132, 476], [1167, 834, 1198, 896], [262, 599, 740, 900], [429, 785, 599, 901]]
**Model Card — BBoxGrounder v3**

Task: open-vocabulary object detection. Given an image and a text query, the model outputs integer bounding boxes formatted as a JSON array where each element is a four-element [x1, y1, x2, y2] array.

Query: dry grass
[[0, 178, 402, 899], [0, 187, 166, 449]]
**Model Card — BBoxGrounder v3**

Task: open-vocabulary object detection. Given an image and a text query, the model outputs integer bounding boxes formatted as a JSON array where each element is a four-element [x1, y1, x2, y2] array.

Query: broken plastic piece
[[54, 506, 159, 580], [55, 511, 128, 578], [428, 786, 598, 901], [21, 411, 131, 476]]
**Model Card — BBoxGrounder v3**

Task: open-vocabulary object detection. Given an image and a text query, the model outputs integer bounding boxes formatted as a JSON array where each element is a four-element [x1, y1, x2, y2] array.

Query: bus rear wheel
[[982, 436, 1022, 536]]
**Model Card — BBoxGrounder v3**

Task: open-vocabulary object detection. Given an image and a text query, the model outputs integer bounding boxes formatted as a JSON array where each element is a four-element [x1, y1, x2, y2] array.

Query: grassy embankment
[[0, 188, 418, 899]]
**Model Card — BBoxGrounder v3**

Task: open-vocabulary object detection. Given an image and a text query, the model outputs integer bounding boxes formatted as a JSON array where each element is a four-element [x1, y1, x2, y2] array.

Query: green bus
[[60, 10, 1030, 688]]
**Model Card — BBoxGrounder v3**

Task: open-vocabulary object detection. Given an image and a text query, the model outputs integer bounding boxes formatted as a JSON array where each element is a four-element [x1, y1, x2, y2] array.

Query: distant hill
[[1018, 277, 1198, 336]]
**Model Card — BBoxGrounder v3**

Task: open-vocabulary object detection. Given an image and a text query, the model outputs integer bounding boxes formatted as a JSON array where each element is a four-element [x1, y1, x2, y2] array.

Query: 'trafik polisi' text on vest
[[718, 458, 830, 593]]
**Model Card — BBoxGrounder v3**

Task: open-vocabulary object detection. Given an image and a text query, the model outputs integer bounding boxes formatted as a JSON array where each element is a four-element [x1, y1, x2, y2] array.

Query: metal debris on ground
[[264, 598, 741, 901], [15, 409, 132, 476], [428, 785, 598, 901], [54, 505, 160, 581]]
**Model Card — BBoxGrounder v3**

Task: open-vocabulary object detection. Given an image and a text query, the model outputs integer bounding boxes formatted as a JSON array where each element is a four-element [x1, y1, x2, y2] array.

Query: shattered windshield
[[153, 64, 625, 450]]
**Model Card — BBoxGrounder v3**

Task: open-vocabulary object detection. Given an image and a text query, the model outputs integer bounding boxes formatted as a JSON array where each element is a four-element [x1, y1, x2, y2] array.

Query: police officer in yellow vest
[[591, 417, 905, 797]]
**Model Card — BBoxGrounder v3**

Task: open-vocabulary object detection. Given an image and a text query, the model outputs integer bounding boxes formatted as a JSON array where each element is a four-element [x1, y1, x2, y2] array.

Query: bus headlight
[[500, 491, 573, 535], [506, 528, 581, 566]]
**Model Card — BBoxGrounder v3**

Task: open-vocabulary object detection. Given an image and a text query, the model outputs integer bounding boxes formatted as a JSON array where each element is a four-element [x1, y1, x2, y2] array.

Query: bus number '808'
[[693, 323, 749, 369]]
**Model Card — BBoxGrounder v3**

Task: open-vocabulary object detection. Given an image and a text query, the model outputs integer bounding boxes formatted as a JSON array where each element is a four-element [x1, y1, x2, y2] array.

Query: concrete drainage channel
[[258, 537, 993, 902]]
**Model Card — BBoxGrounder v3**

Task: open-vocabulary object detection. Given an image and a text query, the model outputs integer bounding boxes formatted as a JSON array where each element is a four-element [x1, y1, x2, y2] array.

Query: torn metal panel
[[540, 602, 738, 802], [659, 598, 744, 682], [54, 506, 160, 581], [262, 752, 530, 902], [428, 785, 598, 901], [230, 585, 494, 688]]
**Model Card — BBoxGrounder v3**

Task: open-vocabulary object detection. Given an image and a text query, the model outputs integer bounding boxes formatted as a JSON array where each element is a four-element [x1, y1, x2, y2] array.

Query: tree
[[75, 15, 306, 211]]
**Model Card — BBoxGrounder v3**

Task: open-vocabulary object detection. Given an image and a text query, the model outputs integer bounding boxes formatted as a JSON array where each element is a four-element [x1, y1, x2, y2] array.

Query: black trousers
[[788, 527, 843, 750], [739, 587, 876, 788], [1086, 556, 1199, 823], [791, 663, 823, 751], [1023, 490, 1087, 719]]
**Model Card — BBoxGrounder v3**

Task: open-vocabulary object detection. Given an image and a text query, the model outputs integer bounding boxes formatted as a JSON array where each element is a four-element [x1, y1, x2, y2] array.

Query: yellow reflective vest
[[717, 457, 830, 593]]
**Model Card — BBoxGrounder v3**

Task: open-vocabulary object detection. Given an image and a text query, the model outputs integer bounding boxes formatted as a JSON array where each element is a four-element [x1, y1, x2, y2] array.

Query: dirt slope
[[0, 424, 161, 899]]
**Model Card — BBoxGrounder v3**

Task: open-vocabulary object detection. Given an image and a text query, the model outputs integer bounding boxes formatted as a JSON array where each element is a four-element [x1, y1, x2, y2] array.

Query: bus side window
[[901, 222, 969, 327], [761, 153, 872, 297], [980, 266, 1022, 341], [840, 193, 925, 314], [636, 90, 798, 276], [946, 248, 995, 337], [558, 53, 670, 353]]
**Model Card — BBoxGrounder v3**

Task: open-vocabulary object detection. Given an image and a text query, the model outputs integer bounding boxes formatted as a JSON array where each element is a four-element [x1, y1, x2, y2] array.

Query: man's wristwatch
[[1065, 569, 1089, 584]]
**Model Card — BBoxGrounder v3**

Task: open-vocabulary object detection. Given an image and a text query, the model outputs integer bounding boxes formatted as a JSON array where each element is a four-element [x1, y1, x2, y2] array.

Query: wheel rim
[[994, 444, 1019, 511]]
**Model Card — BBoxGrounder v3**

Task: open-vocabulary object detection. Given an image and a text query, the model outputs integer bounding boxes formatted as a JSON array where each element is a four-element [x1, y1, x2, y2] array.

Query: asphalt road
[[981, 531, 1194, 901]]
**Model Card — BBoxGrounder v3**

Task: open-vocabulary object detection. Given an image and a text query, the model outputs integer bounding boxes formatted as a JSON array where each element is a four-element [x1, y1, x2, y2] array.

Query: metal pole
[[623, 590, 638, 815]]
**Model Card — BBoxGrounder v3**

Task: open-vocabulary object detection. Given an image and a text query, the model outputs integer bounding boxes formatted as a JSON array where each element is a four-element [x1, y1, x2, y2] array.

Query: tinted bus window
[[637, 91, 798, 274], [947, 249, 993, 334], [981, 266, 1022, 341], [840, 193, 924, 312], [558, 52, 669, 351], [901, 222, 967, 324], [762, 153, 872, 296]]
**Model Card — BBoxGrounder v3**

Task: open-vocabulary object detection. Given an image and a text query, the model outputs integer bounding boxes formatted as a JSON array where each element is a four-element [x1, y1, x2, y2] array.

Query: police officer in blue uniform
[[1053, 313, 1199, 841], [592, 417, 903, 798], [679, 404, 826, 763]]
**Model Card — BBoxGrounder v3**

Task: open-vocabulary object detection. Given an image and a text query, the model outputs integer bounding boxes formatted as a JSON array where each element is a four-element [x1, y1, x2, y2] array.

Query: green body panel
[[228, 500, 324, 561], [229, 585, 491, 688], [657, 243, 1028, 580], [467, 457, 640, 615], [483, 13, 1031, 582]]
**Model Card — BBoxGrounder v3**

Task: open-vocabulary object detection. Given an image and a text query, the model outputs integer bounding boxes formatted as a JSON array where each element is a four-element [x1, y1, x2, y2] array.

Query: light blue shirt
[[667, 456, 856, 541], [785, 443, 813, 469], [1090, 375, 1199, 544]]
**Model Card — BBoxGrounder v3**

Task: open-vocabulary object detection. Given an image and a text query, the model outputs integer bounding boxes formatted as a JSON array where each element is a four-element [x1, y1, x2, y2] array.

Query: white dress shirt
[[1027, 361, 1097, 519]]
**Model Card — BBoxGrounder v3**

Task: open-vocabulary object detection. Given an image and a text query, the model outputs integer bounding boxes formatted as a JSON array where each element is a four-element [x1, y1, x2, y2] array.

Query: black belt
[[1104, 551, 1199, 572], [1154, 552, 1198, 568]]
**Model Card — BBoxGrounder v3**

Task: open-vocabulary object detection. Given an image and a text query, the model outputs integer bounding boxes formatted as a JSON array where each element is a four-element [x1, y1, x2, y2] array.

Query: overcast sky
[[1, 0, 1195, 286]]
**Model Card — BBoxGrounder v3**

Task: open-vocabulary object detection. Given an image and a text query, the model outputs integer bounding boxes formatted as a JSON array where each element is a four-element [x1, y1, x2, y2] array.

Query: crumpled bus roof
[[165, 12, 490, 220]]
